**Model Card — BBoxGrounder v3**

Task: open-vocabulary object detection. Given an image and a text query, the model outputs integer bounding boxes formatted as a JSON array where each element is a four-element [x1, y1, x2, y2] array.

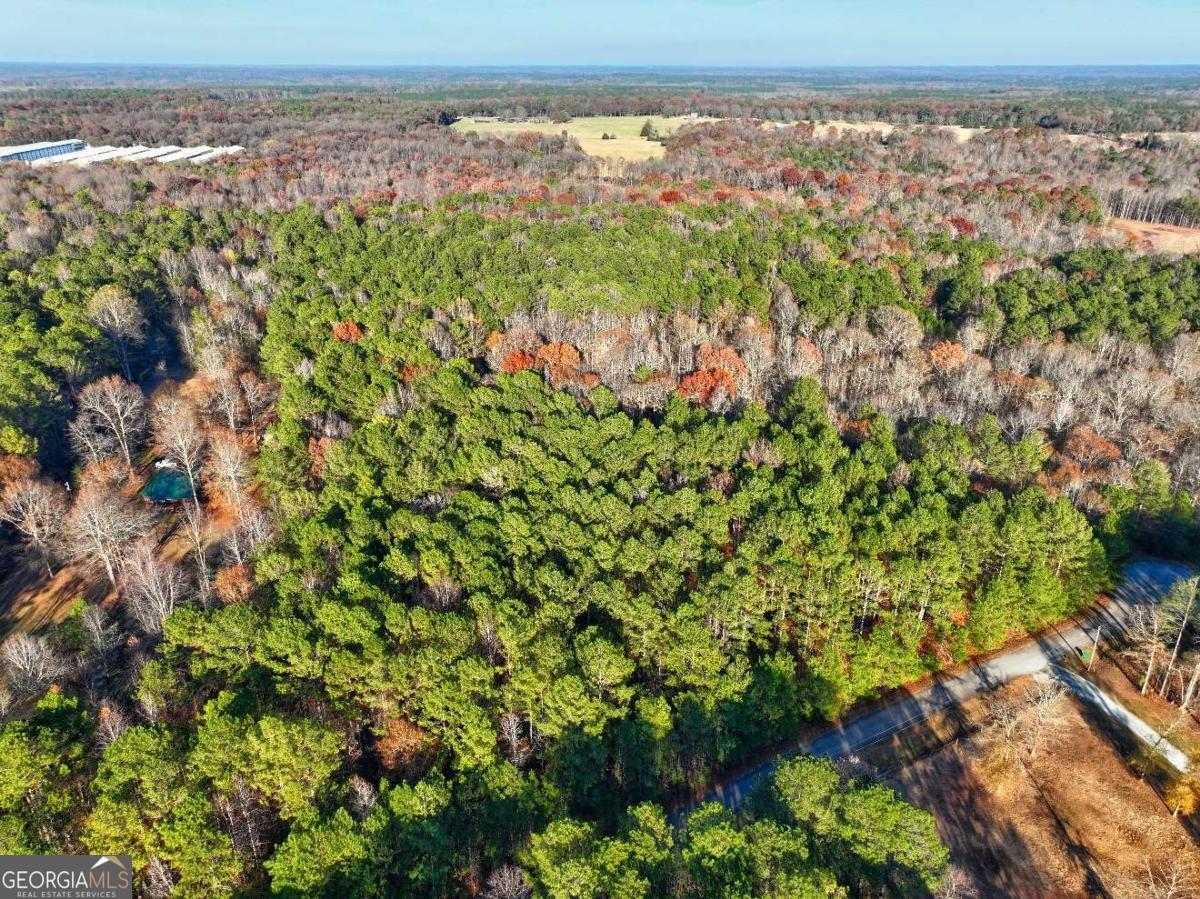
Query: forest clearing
[[1112, 217, 1200, 254], [896, 665, 1200, 897], [451, 114, 712, 160]]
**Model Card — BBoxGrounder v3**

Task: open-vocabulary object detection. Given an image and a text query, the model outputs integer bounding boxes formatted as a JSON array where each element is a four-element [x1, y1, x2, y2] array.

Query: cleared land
[[895, 674, 1200, 898], [1112, 217, 1200, 255], [456, 116, 1200, 166], [451, 115, 711, 162]]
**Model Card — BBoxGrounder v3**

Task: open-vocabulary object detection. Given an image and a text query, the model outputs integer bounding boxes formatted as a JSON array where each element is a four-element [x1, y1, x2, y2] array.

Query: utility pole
[[1088, 625, 1101, 671]]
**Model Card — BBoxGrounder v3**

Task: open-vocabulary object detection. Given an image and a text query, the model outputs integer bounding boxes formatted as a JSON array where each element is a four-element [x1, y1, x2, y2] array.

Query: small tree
[[1, 633, 69, 697], [484, 866, 531, 899], [1133, 860, 1199, 898], [990, 680, 1068, 763], [1165, 775, 1200, 818]]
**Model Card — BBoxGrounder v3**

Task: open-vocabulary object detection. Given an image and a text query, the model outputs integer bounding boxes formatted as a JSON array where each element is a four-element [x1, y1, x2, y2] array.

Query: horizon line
[[4, 61, 1200, 71]]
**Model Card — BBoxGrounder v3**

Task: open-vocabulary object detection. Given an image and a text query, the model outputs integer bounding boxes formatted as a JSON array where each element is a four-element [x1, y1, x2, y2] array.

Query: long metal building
[[0, 140, 85, 163]]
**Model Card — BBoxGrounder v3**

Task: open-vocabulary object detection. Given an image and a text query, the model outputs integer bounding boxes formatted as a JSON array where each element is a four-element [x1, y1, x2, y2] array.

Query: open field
[[456, 115, 1200, 167], [1112, 217, 1200, 254], [451, 114, 712, 161], [895, 675, 1200, 898]]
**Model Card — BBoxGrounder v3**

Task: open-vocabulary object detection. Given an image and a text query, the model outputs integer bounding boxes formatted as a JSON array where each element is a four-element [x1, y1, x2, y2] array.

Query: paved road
[[681, 559, 1195, 817]]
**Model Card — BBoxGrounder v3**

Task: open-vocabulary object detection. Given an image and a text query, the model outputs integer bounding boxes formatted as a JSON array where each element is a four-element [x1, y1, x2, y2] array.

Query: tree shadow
[[1019, 752, 1111, 899], [0, 557, 109, 639], [892, 733, 1046, 897], [1065, 677, 1200, 845]]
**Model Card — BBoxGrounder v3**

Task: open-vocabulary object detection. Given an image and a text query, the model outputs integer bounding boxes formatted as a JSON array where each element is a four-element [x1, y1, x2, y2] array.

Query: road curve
[[680, 559, 1195, 817]]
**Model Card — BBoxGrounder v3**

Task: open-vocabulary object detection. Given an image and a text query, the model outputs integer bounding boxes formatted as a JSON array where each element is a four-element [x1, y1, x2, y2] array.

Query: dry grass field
[[1112, 217, 1200, 254], [457, 116, 1200, 167], [894, 675, 1200, 898], [451, 114, 712, 162]]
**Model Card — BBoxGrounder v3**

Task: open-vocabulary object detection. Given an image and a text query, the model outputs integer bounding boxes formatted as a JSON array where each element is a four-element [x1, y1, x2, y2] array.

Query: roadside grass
[[1078, 655, 1200, 760], [895, 674, 1200, 896]]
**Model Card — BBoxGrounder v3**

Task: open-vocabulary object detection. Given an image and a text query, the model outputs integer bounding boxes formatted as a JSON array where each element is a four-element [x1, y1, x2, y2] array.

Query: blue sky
[[4, 0, 1199, 66]]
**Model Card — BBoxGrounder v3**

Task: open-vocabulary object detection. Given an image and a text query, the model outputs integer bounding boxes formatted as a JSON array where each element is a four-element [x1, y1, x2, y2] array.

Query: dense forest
[[0, 76, 1199, 897]]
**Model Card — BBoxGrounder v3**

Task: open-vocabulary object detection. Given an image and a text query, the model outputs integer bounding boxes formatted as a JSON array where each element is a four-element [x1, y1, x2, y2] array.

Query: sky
[[3, 0, 1200, 67]]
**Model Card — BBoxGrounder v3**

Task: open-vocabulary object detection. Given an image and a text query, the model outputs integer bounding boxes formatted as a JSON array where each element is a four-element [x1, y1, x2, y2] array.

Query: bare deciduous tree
[[121, 540, 188, 636], [216, 777, 276, 860], [1124, 605, 1167, 695], [87, 284, 146, 381], [499, 711, 535, 767], [80, 603, 123, 697], [1181, 653, 1200, 712], [1022, 680, 1069, 760], [347, 775, 378, 822], [1, 633, 69, 697], [991, 680, 1069, 763], [1160, 579, 1199, 698], [870, 304, 924, 356], [96, 702, 129, 747], [209, 370, 246, 432], [484, 866, 531, 899], [239, 371, 277, 432], [936, 867, 981, 899], [0, 477, 67, 575], [141, 857, 177, 899], [207, 431, 250, 503], [66, 486, 152, 587], [151, 393, 207, 508], [180, 502, 213, 605], [1128, 860, 1200, 899], [70, 376, 147, 472]]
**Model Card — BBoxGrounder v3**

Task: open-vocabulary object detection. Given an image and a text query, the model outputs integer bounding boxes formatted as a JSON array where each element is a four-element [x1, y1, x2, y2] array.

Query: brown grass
[[1111, 218, 1200, 255], [895, 676, 1200, 898], [0, 560, 112, 639], [451, 115, 712, 163]]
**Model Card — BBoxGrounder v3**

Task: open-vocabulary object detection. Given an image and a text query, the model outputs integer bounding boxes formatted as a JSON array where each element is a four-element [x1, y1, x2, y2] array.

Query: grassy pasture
[[451, 115, 710, 162]]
